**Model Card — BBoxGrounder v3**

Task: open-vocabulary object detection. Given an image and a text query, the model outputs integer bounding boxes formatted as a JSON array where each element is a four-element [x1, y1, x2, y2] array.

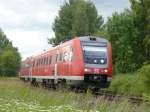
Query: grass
[[0, 77, 150, 112]]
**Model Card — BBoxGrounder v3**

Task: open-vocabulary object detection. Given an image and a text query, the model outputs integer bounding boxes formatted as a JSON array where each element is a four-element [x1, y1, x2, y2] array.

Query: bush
[[138, 64, 150, 91], [109, 73, 145, 96], [109, 65, 150, 96]]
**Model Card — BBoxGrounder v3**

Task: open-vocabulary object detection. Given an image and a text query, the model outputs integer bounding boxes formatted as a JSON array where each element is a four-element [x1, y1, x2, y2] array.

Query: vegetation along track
[[26, 79, 149, 105]]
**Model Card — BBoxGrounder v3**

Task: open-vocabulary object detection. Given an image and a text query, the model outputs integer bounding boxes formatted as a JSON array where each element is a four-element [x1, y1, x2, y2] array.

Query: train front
[[80, 36, 112, 88]]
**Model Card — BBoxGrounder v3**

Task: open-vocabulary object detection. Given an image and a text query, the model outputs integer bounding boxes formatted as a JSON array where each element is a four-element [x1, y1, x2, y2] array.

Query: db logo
[[94, 69, 99, 74]]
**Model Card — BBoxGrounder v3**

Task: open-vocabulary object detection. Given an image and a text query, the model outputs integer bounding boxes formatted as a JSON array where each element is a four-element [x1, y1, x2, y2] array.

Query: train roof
[[79, 36, 108, 42], [23, 36, 108, 61]]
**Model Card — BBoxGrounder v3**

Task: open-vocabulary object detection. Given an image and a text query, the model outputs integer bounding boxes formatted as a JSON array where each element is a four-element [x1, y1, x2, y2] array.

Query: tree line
[[0, 29, 21, 77], [49, 0, 150, 73]]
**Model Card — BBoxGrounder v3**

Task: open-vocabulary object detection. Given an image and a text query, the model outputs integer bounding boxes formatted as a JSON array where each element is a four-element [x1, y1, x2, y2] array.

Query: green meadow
[[0, 77, 150, 112]]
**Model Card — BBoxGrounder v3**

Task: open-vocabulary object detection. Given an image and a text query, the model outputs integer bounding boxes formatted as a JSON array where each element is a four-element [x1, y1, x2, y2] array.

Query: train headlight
[[84, 68, 91, 72], [104, 69, 108, 73], [94, 60, 97, 63], [84, 68, 88, 72], [100, 59, 104, 64]]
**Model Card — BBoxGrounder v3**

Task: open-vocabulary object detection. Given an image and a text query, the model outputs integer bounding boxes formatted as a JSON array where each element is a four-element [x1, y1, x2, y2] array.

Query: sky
[[0, 0, 130, 60]]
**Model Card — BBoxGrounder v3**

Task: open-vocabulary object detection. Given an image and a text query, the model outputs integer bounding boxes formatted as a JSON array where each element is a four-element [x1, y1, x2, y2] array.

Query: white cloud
[[0, 6, 22, 28], [0, 0, 63, 30], [5, 29, 54, 59]]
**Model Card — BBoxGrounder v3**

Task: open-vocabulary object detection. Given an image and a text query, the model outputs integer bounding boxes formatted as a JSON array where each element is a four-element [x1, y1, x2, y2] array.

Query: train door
[[68, 47, 73, 76], [53, 51, 59, 83], [29, 65, 32, 80], [62, 50, 69, 76], [54, 63, 58, 83], [62, 46, 73, 77], [57, 53, 63, 78]]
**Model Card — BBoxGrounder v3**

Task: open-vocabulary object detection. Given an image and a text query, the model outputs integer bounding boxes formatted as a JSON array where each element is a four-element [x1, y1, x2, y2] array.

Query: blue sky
[[0, 0, 130, 59]]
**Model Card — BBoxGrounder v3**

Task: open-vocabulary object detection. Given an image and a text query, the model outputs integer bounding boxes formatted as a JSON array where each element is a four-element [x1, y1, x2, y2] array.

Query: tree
[[130, 0, 150, 64], [49, 0, 103, 45], [0, 29, 12, 52], [0, 28, 21, 77], [106, 0, 150, 73], [0, 47, 21, 77], [107, 10, 138, 73]]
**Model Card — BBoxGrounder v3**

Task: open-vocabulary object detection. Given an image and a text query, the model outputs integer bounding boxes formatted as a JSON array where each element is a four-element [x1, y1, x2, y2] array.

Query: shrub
[[109, 73, 145, 96], [138, 64, 150, 91]]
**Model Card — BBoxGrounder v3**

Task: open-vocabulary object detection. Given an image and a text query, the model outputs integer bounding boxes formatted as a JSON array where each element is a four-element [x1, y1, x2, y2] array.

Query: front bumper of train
[[83, 67, 112, 88]]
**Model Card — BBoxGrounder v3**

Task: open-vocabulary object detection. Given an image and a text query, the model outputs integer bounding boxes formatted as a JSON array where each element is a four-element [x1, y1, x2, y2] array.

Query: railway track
[[94, 90, 149, 104]]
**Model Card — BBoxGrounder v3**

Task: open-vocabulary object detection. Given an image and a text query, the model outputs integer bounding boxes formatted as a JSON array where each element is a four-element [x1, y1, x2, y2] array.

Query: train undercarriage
[[20, 74, 111, 93]]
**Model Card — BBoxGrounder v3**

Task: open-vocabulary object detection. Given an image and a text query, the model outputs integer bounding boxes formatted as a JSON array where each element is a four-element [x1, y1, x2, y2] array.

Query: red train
[[20, 36, 112, 89]]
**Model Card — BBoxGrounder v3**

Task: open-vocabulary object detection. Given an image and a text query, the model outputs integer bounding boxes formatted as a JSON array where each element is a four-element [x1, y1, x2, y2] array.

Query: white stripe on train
[[20, 75, 84, 80], [20, 75, 112, 81]]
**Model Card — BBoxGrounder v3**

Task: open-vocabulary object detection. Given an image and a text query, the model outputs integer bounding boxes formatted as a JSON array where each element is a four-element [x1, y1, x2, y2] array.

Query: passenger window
[[44, 57, 47, 65], [42, 58, 44, 65], [38, 59, 40, 66], [56, 53, 62, 62], [40, 58, 42, 65], [32, 61, 34, 67], [55, 54, 58, 62], [51, 55, 55, 63], [59, 53, 62, 62], [35, 60, 37, 66], [34, 61, 36, 66], [46, 57, 48, 65], [36, 60, 38, 66], [48, 56, 52, 64], [45, 57, 47, 65], [37, 60, 39, 66], [50, 56, 52, 64]]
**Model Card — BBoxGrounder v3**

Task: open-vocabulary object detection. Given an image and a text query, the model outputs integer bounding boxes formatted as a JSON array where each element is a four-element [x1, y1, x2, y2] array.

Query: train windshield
[[83, 46, 107, 64]]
